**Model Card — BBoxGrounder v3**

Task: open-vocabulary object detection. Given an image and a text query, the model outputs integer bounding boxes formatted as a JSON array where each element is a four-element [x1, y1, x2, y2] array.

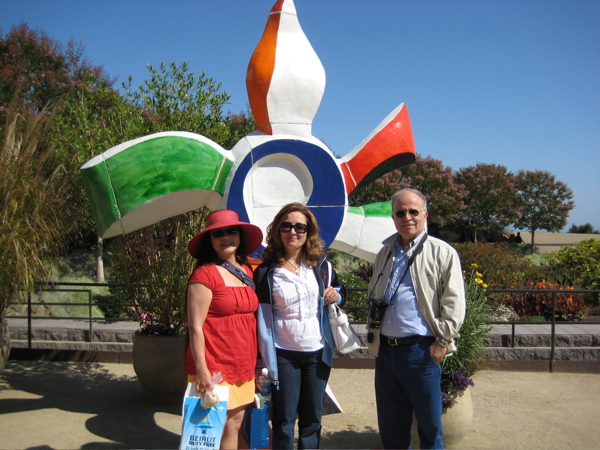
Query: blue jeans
[[375, 337, 443, 449], [271, 348, 331, 449]]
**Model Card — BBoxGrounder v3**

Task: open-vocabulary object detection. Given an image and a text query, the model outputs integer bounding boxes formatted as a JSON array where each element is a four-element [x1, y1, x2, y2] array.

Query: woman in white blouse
[[254, 203, 345, 449]]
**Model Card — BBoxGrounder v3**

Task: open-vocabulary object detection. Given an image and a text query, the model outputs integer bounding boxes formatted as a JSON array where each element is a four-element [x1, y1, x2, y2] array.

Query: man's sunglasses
[[279, 222, 308, 234], [211, 228, 240, 238], [394, 209, 426, 218]]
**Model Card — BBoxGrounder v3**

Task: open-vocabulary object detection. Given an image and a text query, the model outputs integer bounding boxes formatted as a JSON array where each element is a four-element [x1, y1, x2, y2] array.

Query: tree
[[122, 61, 254, 147], [514, 170, 574, 252], [568, 223, 599, 234], [49, 84, 141, 250], [49, 60, 257, 248], [0, 23, 112, 116], [1, 22, 118, 249], [454, 163, 519, 243], [349, 156, 466, 239]]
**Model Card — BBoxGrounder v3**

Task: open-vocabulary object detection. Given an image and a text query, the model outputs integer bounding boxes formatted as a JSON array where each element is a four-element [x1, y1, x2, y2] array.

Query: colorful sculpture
[[81, 0, 415, 262]]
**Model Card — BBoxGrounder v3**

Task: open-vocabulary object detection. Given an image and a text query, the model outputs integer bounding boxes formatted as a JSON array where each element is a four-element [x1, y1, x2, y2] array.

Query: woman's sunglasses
[[279, 222, 308, 234], [211, 228, 240, 238]]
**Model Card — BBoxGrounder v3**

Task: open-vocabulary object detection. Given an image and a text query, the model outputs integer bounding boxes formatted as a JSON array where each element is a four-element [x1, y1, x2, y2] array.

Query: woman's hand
[[195, 369, 215, 395], [324, 286, 338, 305]]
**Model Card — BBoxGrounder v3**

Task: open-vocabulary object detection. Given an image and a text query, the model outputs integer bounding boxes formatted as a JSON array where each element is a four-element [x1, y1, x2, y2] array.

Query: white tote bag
[[324, 260, 360, 354], [327, 303, 361, 354]]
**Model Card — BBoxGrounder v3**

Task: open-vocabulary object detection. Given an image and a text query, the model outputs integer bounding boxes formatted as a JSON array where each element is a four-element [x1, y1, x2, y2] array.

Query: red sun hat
[[188, 210, 263, 258]]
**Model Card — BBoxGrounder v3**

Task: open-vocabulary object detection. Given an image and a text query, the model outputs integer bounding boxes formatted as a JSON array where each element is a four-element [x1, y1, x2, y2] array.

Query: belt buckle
[[388, 337, 400, 346]]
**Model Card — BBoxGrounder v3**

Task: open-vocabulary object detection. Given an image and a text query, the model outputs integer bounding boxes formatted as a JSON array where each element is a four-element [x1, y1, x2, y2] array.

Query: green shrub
[[109, 211, 202, 335], [328, 250, 371, 322], [337, 272, 369, 322], [519, 315, 547, 323], [441, 264, 493, 408], [546, 239, 600, 305], [454, 243, 542, 288]]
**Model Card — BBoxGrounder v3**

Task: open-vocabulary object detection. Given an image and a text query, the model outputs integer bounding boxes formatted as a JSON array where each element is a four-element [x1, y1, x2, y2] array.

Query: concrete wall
[[516, 231, 599, 254]]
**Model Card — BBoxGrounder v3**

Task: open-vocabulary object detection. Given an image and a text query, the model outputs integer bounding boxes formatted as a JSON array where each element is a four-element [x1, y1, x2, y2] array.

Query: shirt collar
[[394, 231, 425, 254]]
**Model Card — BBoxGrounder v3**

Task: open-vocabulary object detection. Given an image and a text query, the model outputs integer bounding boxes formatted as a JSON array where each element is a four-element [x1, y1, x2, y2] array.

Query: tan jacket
[[367, 233, 466, 356]]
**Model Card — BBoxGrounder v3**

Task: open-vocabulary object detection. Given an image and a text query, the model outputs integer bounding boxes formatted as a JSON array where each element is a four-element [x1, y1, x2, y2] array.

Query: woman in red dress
[[185, 210, 263, 449]]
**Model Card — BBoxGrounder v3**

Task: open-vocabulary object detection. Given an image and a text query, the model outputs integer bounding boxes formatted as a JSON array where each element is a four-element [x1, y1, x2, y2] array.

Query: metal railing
[[9, 282, 135, 347], [485, 288, 600, 372], [8, 283, 599, 372], [343, 287, 600, 372]]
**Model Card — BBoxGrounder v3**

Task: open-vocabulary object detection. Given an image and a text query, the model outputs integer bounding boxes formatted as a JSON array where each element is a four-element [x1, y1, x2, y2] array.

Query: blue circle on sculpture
[[227, 139, 346, 257]]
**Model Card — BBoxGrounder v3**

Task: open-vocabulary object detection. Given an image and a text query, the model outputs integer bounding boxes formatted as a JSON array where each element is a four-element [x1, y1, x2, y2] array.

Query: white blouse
[[271, 262, 324, 352]]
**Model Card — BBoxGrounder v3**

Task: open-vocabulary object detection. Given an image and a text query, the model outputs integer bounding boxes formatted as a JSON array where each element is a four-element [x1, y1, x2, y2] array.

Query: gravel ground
[[322, 368, 600, 449]]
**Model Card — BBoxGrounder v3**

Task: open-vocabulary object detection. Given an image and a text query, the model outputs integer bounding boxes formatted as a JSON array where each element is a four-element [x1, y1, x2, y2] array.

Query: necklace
[[286, 259, 301, 276]]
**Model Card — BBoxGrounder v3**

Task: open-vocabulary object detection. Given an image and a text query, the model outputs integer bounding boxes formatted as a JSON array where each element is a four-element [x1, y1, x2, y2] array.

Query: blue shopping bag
[[243, 395, 270, 450], [180, 383, 229, 450]]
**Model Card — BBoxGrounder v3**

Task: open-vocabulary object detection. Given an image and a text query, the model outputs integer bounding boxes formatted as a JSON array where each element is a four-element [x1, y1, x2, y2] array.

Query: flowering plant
[[504, 280, 586, 321], [441, 263, 493, 409]]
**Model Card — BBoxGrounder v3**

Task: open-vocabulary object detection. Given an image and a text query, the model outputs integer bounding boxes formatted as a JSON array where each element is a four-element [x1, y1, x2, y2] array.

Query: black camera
[[367, 298, 388, 330]]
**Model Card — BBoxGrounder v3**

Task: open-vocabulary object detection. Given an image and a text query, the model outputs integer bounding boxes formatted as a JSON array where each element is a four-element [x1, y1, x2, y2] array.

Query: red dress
[[184, 264, 258, 383]]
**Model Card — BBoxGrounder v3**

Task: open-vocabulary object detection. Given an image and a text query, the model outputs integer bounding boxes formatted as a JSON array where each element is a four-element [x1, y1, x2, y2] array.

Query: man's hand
[[429, 340, 448, 364]]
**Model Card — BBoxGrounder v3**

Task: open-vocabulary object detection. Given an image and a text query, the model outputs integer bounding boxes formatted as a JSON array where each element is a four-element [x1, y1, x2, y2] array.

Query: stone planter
[[0, 319, 10, 371], [441, 388, 473, 447], [132, 330, 188, 397], [412, 388, 473, 449]]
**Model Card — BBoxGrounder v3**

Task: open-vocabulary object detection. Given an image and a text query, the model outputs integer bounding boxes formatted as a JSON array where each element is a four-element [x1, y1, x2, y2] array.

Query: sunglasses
[[211, 228, 240, 238], [279, 222, 308, 234], [394, 209, 425, 218]]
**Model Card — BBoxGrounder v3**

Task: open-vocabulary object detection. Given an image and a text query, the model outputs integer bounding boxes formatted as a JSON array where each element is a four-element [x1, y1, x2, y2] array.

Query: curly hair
[[261, 203, 324, 267]]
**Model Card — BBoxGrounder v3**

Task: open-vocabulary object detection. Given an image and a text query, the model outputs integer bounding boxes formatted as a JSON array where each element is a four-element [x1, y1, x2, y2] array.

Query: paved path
[[1, 361, 599, 449], [3, 318, 600, 449]]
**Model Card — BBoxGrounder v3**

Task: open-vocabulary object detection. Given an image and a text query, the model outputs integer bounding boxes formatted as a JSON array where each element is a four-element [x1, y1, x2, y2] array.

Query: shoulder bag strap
[[216, 259, 256, 290]]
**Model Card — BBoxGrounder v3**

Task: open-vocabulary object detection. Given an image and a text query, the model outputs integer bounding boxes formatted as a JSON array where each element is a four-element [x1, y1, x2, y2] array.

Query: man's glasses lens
[[280, 222, 308, 234], [395, 209, 422, 218], [211, 228, 239, 238]]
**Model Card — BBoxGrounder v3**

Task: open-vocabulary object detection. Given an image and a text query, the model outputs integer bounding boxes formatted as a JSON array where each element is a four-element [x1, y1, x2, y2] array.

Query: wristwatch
[[435, 336, 450, 348]]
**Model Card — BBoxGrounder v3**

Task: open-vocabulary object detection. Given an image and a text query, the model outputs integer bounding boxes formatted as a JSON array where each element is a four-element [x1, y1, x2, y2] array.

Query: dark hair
[[261, 203, 324, 267], [193, 226, 248, 268]]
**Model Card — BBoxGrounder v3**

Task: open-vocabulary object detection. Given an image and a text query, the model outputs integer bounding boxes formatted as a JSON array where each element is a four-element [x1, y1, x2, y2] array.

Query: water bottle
[[257, 367, 271, 402]]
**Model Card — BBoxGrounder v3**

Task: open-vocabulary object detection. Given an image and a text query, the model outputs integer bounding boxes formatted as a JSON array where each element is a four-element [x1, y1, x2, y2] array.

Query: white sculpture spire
[[246, 0, 326, 137]]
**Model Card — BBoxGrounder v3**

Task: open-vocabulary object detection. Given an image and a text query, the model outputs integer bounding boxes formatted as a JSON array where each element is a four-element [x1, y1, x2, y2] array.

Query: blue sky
[[2, 0, 599, 231]]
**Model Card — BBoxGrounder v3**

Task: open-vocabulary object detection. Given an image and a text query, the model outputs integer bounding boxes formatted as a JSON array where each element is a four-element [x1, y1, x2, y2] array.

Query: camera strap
[[406, 233, 428, 268], [367, 252, 391, 300], [383, 233, 428, 304]]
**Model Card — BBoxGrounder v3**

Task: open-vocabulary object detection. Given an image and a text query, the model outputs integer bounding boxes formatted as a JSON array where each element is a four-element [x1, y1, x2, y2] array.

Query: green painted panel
[[363, 201, 392, 217], [80, 162, 120, 236], [347, 206, 364, 216], [104, 136, 231, 215]]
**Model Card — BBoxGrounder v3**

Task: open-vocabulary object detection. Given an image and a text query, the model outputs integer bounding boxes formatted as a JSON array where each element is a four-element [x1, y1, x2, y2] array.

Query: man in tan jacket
[[367, 188, 466, 449]]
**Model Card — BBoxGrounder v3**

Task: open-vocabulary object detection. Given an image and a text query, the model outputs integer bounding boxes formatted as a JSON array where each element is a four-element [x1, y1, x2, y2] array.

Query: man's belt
[[381, 335, 433, 346]]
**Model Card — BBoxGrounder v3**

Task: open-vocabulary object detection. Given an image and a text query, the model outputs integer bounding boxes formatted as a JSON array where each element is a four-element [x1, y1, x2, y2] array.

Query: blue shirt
[[380, 233, 433, 338]]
